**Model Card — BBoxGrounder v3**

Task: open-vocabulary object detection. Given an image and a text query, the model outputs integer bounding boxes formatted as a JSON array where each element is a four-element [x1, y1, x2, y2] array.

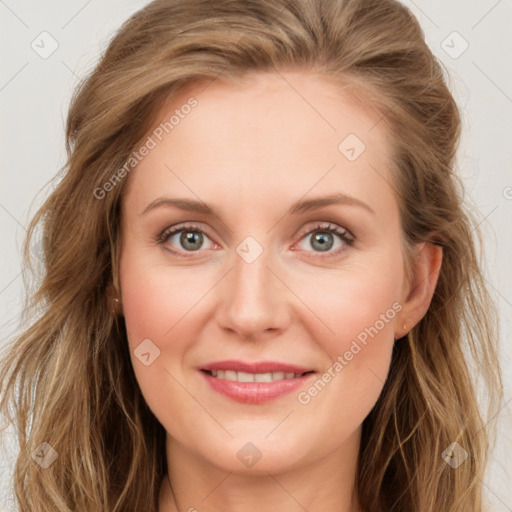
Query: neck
[[159, 430, 362, 512]]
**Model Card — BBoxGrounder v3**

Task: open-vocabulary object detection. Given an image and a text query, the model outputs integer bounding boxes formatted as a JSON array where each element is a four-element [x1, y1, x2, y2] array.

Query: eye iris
[[311, 231, 333, 252], [180, 231, 203, 251]]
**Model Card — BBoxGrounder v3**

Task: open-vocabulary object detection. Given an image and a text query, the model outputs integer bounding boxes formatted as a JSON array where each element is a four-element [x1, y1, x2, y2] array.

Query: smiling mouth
[[201, 369, 315, 382]]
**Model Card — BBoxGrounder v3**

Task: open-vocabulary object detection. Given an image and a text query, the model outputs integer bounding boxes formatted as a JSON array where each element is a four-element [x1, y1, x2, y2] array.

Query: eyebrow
[[140, 193, 375, 217]]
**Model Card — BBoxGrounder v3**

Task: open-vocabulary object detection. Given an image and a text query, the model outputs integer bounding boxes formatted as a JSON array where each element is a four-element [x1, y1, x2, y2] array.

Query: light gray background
[[1, 1, 511, 510]]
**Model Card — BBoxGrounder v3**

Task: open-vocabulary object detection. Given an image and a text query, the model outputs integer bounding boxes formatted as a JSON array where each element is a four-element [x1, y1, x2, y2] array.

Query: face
[[119, 71, 407, 474]]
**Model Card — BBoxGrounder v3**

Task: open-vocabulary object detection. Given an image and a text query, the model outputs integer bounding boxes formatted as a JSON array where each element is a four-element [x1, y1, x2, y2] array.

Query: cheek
[[119, 255, 199, 433], [119, 252, 218, 415], [291, 261, 401, 354], [119, 249, 212, 346], [292, 262, 401, 424]]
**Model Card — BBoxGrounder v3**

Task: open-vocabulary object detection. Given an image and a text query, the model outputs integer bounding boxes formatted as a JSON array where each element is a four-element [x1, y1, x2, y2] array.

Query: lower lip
[[200, 371, 314, 404]]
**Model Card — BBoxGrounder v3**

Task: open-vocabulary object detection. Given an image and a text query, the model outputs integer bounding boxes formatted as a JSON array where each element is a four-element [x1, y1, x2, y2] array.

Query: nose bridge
[[216, 236, 289, 338]]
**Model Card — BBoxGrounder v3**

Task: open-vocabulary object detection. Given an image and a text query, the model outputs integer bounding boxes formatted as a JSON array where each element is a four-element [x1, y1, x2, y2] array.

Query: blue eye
[[296, 223, 354, 256], [156, 221, 354, 258], [157, 223, 215, 255]]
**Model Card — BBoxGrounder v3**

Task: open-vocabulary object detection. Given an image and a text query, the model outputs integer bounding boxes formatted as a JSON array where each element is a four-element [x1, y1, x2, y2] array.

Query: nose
[[215, 242, 292, 341]]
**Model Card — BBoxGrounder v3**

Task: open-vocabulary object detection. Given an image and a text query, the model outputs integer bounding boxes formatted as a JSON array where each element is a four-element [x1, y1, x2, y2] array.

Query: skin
[[117, 70, 442, 512]]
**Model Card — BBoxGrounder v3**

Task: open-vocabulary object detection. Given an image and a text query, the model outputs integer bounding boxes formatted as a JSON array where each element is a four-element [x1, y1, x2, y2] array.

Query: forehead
[[122, 70, 396, 217]]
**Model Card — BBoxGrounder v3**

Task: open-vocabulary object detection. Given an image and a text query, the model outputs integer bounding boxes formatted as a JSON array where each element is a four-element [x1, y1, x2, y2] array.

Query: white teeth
[[254, 373, 272, 382], [238, 371, 255, 382], [210, 370, 303, 382], [224, 370, 237, 381]]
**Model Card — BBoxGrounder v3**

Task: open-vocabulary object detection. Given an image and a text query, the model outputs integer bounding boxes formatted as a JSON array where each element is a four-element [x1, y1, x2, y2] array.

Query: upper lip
[[200, 360, 315, 374]]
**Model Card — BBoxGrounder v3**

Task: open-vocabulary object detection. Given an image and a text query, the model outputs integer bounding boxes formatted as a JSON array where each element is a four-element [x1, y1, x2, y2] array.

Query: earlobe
[[107, 282, 123, 316], [396, 242, 443, 337]]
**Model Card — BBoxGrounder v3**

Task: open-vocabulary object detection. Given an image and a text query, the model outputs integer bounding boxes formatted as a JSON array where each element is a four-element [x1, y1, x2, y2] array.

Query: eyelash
[[155, 222, 355, 258]]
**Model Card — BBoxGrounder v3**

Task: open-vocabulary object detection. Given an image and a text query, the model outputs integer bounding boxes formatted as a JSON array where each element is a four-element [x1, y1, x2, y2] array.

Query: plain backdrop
[[1, 1, 511, 510]]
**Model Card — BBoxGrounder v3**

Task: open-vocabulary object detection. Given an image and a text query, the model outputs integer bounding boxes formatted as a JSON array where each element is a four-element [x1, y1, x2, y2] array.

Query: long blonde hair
[[0, 0, 502, 510]]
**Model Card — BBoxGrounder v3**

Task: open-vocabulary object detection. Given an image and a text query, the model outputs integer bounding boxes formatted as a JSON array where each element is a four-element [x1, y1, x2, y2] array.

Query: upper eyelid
[[295, 222, 352, 240], [160, 222, 213, 238]]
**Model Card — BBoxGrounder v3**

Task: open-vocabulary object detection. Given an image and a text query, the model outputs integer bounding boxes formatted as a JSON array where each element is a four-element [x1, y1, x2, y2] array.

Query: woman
[[0, 0, 502, 510]]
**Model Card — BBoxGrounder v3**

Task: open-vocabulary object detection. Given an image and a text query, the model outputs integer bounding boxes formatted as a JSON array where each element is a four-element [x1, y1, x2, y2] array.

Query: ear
[[396, 242, 442, 339], [107, 281, 123, 316]]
